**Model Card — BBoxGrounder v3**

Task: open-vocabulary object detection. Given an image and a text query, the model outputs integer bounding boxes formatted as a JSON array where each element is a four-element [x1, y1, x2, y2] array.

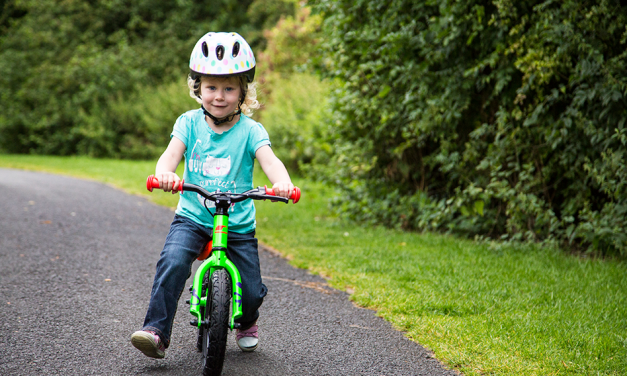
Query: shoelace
[[147, 331, 166, 350], [236, 325, 258, 340]]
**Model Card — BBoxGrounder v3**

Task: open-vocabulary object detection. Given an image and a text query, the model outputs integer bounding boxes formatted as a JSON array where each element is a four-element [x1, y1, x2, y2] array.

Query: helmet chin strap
[[199, 94, 246, 126], [201, 105, 241, 125]]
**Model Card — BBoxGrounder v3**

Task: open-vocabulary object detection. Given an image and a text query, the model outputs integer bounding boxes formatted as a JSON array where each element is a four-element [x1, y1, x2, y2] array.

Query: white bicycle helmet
[[189, 32, 256, 82]]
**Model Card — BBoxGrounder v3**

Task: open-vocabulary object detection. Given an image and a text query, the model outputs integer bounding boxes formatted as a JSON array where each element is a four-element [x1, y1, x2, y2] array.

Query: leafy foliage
[[0, 0, 294, 158], [255, 5, 331, 172], [310, 0, 627, 255]]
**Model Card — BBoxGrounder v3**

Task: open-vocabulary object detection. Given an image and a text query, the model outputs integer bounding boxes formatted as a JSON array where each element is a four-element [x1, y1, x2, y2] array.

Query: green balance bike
[[147, 175, 301, 376]]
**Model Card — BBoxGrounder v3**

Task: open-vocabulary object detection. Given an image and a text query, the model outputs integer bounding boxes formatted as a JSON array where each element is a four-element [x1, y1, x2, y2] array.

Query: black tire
[[202, 269, 231, 376]]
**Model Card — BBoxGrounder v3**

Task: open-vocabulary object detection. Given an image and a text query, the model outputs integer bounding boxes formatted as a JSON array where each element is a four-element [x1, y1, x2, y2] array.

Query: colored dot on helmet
[[217, 67, 222, 73], [211, 60, 216, 67], [223, 59, 229, 65], [234, 64, 239, 70], [229, 69, 234, 74], [246, 61, 250, 68]]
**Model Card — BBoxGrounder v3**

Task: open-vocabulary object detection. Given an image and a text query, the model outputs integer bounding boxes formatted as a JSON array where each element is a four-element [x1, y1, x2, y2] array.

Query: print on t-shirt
[[203, 155, 231, 177]]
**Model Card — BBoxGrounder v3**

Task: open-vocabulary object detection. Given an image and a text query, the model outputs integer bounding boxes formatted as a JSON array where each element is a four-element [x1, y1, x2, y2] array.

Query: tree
[[0, 0, 294, 157]]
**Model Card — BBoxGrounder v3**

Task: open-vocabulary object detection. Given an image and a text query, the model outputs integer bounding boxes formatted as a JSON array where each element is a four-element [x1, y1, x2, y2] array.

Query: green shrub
[[259, 72, 331, 172], [92, 79, 200, 159], [0, 0, 294, 157], [310, 0, 627, 255], [255, 5, 331, 172]]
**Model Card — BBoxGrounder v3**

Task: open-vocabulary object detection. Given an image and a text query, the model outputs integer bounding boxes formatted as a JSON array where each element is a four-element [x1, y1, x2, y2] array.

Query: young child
[[131, 32, 293, 359]]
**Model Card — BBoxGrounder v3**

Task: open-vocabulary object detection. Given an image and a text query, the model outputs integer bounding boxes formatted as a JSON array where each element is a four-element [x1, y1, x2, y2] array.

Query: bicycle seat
[[197, 240, 213, 261]]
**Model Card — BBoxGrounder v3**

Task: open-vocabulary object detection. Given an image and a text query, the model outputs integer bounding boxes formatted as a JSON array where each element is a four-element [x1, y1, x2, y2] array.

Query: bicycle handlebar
[[146, 175, 300, 204]]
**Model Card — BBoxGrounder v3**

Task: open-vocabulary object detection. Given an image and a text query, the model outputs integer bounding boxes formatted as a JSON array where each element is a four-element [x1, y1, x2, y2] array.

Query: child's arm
[[255, 145, 294, 198], [155, 137, 186, 192]]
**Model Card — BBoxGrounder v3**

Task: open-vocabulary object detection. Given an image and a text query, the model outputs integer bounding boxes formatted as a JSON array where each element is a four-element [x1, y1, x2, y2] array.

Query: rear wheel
[[201, 269, 231, 376]]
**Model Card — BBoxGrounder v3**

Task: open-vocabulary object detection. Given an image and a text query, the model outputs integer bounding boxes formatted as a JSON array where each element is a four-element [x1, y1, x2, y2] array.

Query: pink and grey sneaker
[[236, 324, 259, 352], [131, 330, 165, 359]]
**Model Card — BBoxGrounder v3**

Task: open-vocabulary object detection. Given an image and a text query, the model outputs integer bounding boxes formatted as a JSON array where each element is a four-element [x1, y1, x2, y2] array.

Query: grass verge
[[1, 154, 626, 375]]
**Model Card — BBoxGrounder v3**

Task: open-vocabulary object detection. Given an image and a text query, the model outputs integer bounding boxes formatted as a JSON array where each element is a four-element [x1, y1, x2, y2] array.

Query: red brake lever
[[264, 185, 301, 204]]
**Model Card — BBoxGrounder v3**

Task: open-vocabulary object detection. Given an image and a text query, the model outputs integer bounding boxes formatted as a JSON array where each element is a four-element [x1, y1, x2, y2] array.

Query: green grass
[[2, 154, 626, 375], [0, 154, 183, 207]]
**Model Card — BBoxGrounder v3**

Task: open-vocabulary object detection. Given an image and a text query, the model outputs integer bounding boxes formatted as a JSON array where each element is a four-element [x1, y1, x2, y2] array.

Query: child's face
[[200, 76, 242, 120]]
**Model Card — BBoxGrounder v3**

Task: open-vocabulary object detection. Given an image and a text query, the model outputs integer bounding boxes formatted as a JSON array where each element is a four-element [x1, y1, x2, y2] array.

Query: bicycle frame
[[146, 175, 300, 332], [189, 210, 243, 330]]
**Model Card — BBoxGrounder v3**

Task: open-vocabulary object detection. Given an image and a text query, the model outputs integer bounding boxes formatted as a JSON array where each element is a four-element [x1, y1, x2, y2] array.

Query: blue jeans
[[142, 215, 267, 348]]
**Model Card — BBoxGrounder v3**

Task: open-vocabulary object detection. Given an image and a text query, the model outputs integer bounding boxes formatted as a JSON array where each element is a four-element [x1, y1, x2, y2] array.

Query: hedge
[[310, 0, 627, 255]]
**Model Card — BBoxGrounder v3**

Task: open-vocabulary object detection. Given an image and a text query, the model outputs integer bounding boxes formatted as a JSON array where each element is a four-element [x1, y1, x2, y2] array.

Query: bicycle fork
[[188, 212, 243, 330]]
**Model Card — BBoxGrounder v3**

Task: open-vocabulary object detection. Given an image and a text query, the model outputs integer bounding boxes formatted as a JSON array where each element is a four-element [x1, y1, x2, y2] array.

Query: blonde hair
[[187, 74, 260, 117]]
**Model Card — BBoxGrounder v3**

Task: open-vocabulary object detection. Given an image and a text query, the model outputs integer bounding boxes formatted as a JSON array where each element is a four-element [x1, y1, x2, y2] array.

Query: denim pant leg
[[143, 215, 210, 348], [226, 231, 268, 329]]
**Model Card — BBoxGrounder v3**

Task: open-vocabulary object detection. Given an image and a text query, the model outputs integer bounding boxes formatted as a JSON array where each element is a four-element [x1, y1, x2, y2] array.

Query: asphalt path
[[0, 168, 457, 376]]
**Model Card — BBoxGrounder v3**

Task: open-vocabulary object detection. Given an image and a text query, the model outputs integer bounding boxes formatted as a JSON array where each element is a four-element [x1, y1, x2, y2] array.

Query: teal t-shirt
[[171, 109, 271, 233]]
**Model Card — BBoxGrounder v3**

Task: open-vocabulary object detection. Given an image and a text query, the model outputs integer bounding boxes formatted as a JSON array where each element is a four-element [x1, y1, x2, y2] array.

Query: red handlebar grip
[[147, 175, 159, 192], [264, 185, 301, 204], [146, 175, 184, 193], [292, 187, 301, 204]]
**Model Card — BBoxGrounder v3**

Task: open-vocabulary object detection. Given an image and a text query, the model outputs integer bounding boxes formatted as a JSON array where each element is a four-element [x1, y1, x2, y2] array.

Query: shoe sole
[[131, 332, 165, 359], [237, 339, 258, 352]]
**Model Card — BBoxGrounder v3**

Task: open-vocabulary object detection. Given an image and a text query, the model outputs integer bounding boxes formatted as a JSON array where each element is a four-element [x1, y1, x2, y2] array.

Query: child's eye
[[225, 87, 234, 92], [207, 86, 216, 90]]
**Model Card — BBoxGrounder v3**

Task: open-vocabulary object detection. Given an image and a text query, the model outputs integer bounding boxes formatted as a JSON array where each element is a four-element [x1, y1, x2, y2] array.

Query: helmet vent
[[216, 45, 225, 61], [232, 42, 240, 57], [201, 42, 209, 58]]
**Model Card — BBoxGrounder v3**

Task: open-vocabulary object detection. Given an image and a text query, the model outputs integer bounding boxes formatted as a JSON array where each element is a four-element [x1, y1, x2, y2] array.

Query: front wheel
[[197, 275, 210, 353], [201, 269, 231, 376]]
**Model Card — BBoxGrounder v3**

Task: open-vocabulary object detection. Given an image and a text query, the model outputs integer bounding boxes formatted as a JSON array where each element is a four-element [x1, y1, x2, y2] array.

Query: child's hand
[[156, 172, 181, 192], [271, 181, 294, 198]]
